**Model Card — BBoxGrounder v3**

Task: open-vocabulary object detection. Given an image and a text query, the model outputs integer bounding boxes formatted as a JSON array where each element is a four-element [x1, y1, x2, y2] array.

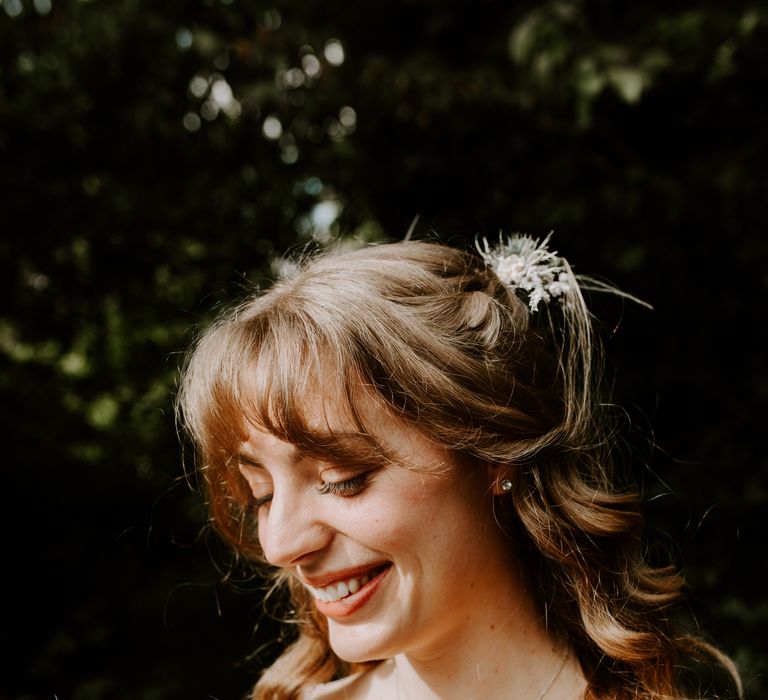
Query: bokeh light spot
[[3, 0, 23, 17], [325, 117, 342, 141], [33, 0, 52, 14], [339, 105, 357, 129], [311, 200, 341, 236], [200, 100, 219, 121], [301, 54, 321, 77], [17, 51, 36, 74], [262, 115, 283, 140], [304, 177, 323, 196], [189, 75, 209, 99], [60, 352, 87, 377], [282, 67, 305, 88], [324, 39, 345, 66], [183, 112, 201, 132], [260, 9, 282, 30], [175, 28, 193, 51], [88, 395, 119, 429], [281, 145, 299, 164], [211, 78, 233, 107]]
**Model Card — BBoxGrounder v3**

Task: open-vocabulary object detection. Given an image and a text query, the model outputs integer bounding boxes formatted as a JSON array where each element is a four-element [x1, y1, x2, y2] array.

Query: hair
[[177, 238, 742, 700]]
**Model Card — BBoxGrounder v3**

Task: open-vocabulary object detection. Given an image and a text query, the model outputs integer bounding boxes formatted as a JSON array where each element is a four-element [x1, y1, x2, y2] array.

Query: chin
[[327, 621, 398, 664]]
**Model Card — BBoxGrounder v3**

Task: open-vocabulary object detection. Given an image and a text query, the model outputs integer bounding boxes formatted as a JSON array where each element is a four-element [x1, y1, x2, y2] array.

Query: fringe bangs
[[180, 302, 370, 464], [176, 240, 743, 700]]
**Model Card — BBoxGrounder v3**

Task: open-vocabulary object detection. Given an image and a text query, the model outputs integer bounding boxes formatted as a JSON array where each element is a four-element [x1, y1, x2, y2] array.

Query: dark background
[[2, 1, 766, 698]]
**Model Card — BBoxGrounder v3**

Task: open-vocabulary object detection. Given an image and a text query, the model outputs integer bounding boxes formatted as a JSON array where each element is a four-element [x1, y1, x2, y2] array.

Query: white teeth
[[307, 570, 379, 602]]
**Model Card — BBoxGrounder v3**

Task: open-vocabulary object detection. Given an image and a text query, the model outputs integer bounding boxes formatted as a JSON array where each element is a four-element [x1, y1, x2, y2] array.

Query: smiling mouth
[[305, 564, 390, 603]]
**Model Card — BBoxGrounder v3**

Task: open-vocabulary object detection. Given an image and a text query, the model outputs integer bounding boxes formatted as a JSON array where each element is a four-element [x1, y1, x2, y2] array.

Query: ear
[[485, 462, 514, 496]]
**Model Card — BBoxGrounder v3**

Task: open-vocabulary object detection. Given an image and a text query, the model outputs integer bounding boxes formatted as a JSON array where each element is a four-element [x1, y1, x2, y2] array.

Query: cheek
[[408, 487, 494, 559], [351, 487, 445, 553], [333, 478, 417, 536]]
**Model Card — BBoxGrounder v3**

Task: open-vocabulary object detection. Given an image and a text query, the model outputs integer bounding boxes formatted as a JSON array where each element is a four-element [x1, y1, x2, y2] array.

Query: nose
[[258, 481, 332, 568]]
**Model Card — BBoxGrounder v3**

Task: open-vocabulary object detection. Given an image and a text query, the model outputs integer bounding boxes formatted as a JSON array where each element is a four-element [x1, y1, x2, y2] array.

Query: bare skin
[[302, 626, 587, 700], [239, 387, 588, 700]]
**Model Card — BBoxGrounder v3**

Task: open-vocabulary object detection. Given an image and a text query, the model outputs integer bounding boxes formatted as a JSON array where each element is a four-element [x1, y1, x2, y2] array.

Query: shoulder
[[300, 661, 394, 700]]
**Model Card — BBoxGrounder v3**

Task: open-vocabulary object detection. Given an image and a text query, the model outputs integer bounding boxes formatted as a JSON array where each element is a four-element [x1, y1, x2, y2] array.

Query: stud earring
[[500, 478, 513, 493]]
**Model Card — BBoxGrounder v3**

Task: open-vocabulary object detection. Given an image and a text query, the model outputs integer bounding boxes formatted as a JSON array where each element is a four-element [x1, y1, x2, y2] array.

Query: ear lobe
[[486, 463, 514, 496]]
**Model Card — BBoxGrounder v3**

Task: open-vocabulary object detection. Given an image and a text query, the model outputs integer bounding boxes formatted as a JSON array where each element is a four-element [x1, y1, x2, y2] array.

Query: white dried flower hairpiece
[[476, 232, 574, 312]]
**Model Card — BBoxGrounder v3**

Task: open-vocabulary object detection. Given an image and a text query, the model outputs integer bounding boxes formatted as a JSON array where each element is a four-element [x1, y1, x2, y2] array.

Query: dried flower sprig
[[476, 232, 574, 312]]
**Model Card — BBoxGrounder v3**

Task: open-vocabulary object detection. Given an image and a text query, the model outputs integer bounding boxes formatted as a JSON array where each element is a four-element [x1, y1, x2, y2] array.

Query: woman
[[177, 235, 741, 699]]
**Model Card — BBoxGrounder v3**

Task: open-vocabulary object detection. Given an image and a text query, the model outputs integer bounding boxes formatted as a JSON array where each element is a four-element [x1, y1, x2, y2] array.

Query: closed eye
[[317, 472, 372, 497], [251, 493, 273, 509], [236, 456, 272, 512], [247, 472, 373, 514]]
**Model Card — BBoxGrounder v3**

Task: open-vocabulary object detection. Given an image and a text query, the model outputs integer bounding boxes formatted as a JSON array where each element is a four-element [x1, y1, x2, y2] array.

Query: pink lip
[[300, 562, 389, 588], [313, 564, 392, 619]]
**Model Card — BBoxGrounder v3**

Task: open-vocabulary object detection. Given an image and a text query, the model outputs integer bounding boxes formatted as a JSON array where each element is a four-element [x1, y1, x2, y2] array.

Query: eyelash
[[249, 472, 372, 511], [251, 493, 272, 510], [317, 472, 371, 497]]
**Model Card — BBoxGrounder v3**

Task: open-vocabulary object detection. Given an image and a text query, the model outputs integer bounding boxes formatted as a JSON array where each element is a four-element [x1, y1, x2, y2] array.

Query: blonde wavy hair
[[177, 239, 741, 700]]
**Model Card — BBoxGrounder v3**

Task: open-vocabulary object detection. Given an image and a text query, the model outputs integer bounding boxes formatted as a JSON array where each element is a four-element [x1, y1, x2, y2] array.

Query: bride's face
[[236, 389, 518, 663]]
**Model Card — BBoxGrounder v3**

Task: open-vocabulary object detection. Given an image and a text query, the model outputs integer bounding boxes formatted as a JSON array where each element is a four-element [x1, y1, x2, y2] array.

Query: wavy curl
[[177, 239, 741, 700]]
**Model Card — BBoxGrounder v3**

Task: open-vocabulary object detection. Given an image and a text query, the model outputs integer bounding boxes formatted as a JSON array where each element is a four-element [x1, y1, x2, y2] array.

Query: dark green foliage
[[1, 1, 765, 697]]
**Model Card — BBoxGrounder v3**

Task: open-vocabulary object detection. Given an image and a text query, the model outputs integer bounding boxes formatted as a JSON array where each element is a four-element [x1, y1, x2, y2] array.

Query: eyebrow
[[235, 431, 389, 469], [236, 446, 305, 470], [311, 431, 395, 466], [235, 452, 264, 468]]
